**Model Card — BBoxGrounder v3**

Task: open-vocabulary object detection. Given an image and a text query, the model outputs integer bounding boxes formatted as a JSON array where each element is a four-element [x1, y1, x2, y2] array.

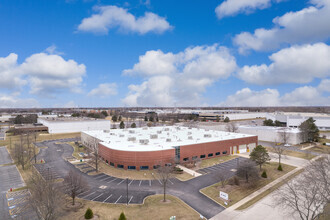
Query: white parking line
[[128, 196, 133, 204], [157, 179, 162, 185], [168, 179, 174, 185], [115, 195, 122, 204], [149, 180, 151, 186], [139, 180, 142, 186], [103, 194, 112, 203], [77, 190, 90, 197], [82, 191, 96, 199], [95, 175, 107, 180], [107, 178, 117, 183], [117, 179, 125, 185], [128, 180, 134, 186], [100, 176, 112, 181], [91, 193, 104, 201]]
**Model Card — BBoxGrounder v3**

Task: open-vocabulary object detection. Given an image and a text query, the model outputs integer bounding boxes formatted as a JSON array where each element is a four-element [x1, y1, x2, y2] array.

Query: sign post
[[220, 191, 229, 201]]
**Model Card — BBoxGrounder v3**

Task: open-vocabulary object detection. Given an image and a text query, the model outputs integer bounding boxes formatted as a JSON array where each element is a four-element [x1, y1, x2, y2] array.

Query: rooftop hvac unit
[[188, 131, 192, 135], [103, 130, 110, 133], [164, 128, 169, 131], [176, 127, 181, 130], [143, 127, 148, 130], [166, 138, 171, 142], [150, 134, 158, 139], [110, 133, 115, 135], [204, 134, 212, 138], [119, 134, 125, 137], [127, 137, 136, 141], [157, 130, 162, 134], [129, 130, 135, 134], [139, 139, 149, 145], [188, 136, 193, 140]]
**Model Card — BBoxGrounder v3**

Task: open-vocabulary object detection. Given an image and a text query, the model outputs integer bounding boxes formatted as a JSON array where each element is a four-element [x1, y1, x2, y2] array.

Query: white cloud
[[238, 43, 330, 85], [88, 83, 117, 98], [0, 53, 27, 89], [234, 0, 330, 53], [0, 50, 86, 97], [220, 86, 330, 106], [78, 5, 172, 35], [19, 52, 86, 96], [122, 44, 237, 106], [215, 0, 277, 19], [0, 93, 39, 108], [318, 78, 330, 92]]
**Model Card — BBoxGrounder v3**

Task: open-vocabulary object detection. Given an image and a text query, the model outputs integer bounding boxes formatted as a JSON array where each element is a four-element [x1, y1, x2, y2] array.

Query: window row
[[183, 150, 228, 161]]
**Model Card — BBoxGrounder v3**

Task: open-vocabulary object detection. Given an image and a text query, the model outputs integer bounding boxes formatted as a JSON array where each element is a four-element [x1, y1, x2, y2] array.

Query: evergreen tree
[[119, 212, 127, 220], [119, 121, 125, 129], [299, 117, 319, 142], [250, 145, 271, 170]]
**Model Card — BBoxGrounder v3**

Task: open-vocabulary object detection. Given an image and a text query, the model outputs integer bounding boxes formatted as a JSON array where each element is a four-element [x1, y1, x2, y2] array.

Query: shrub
[[261, 171, 267, 178], [277, 164, 283, 171], [119, 212, 127, 220], [323, 142, 326, 145], [84, 208, 94, 219]]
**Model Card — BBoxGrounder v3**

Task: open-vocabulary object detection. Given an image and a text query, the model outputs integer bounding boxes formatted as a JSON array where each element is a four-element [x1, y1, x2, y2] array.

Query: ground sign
[[220, 191, 228, 200]]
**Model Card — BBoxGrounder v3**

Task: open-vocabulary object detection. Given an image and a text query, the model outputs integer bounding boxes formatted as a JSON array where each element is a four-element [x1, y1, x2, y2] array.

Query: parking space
[[198, 157, 246, 174], [6, 189, 38, 219], [34, 163, 61, 180], [0, 146, 13, 165]]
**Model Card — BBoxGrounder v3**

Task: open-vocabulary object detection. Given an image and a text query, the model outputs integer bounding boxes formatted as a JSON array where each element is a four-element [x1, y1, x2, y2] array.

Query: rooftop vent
[[127, 137, 136, 141], [119, 134, 125, 138], [204, 134, 212, 138], [157, 130, 162, 134], [150, 134, 158, 139], [143, 127, 148, 130], [103, 130, 110, 133], [166, 138, 171, 142], [139, 139, 149, 145], [188, 131, 192, 135], [188, 136, 193, 140], [164, 128, 169, 131], [110, 133, 115, 135]]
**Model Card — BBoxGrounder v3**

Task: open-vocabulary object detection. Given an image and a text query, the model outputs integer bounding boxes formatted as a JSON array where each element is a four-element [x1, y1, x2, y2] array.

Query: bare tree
[[62, 169, 89, 205], [13, 134, 29, 170], [218, 171, 231, 188], [273, 130, 290, 165], [156, 163, 174, 202], [226, 123, 239, 133], [274, 156, 330, 220], [237, 160, 259, 183], [32, 132, 38, 164], [28, 169, 63, 220], [88, 138, 100, 172]]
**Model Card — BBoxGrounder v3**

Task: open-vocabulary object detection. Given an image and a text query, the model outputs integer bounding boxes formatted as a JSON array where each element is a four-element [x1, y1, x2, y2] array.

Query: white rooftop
[[83, 126, 256, 152], [239, 125, 301, 133]]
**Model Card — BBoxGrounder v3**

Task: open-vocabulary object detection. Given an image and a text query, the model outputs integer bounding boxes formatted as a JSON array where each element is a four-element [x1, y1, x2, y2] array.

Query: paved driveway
[[34, 139, 248, 219]]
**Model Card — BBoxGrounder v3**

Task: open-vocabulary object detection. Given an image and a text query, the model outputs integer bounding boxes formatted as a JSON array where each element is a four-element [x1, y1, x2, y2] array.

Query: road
[[259, 141, 320, 156], [34, 139, 249, 219]]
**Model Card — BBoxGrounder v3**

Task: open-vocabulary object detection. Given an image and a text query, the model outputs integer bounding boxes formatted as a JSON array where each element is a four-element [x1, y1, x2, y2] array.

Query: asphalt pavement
[[0, 147, 13, 165], [34, 139, 247, 219]]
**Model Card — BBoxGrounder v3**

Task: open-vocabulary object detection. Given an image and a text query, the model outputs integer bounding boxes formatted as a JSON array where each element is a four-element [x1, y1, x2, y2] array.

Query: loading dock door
[[239, 144, 247, 153], [248, 143, 256, 152]]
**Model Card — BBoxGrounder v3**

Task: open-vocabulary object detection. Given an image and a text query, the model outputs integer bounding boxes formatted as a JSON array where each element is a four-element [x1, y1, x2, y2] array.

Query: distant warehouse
[[38, 117, 110, 134], [82, 126, 257, 170]]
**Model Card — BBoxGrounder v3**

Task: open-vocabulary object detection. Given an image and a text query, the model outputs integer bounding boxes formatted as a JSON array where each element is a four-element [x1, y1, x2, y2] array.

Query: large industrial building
[[81, 126, 258, 170], [38, 117, 110, 134]]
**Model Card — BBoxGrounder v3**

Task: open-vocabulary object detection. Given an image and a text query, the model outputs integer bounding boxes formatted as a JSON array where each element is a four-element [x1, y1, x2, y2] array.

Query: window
[[215, 152, 220, 156], [117, 164, 124, 169], [192, 156, 198, 160], [140, 166, 149, 170], [222, 151, 227, 155], [200, 154, 205, 159], [153, 165, 160, 169], [208, 153, 213, 157], [128, 166, 136, 170], [183, 157, 189, 161], [106, 160, 108, 164], [165, 163, 172, 167], [110, 162, 114, 166]]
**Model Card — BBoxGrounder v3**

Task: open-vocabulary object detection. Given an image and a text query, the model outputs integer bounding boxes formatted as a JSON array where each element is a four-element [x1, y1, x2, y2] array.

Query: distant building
[[81, 126, 257, 170], [238, 125, 302, 145], [38, 117, 110, 134]]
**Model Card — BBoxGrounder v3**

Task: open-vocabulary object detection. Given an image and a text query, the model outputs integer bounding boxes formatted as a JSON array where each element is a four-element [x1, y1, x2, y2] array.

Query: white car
[[284, 144, 291, 147]]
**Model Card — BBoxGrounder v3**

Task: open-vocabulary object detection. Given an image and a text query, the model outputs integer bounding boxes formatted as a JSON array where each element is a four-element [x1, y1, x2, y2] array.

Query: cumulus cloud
[[88, 83, 117, 98], [318, 78, 330, 92], [0, 53, 27, 89], [220, 86, 330, 106], [122, 44, 237, 106], [0, 93, 39, 108], [215, 0, 280, 19], [238, 43, 330, 85], [0, 50, 86, 97], [234, 0, 330, 53], [78, 5, 172, 35]]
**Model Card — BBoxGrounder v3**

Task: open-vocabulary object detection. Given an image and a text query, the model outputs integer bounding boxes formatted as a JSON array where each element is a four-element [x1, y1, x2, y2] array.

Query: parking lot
[[6, 189, 38, 219], [198, 157, 246, 174], [0, 147, 13, 165]]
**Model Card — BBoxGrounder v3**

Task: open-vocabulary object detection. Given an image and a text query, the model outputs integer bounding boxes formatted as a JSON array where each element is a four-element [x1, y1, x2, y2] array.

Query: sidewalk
[[211, 154, 324, 220], [176, 164, 202, 177]]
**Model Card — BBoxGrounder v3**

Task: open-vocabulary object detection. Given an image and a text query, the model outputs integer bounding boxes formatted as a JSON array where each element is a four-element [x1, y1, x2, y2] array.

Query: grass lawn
[[308, 144, 330, 154], [65, 141, 87, 159], [198, 155, 239, 169], [0, 132, 81, 147], [236, 168, 304, 210], [60, 195, 200, 220], [200, 162, 296, 208], [86, 160, 194, 181]]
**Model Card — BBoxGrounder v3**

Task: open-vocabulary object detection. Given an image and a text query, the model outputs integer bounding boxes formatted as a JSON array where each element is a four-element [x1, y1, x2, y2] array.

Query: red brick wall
[[98, 135, 258, 170], [99, 144, 175, 170]]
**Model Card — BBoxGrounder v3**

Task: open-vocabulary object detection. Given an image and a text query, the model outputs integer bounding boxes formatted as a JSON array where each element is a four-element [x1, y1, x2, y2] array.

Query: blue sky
[[0, 0, 329, 108]]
